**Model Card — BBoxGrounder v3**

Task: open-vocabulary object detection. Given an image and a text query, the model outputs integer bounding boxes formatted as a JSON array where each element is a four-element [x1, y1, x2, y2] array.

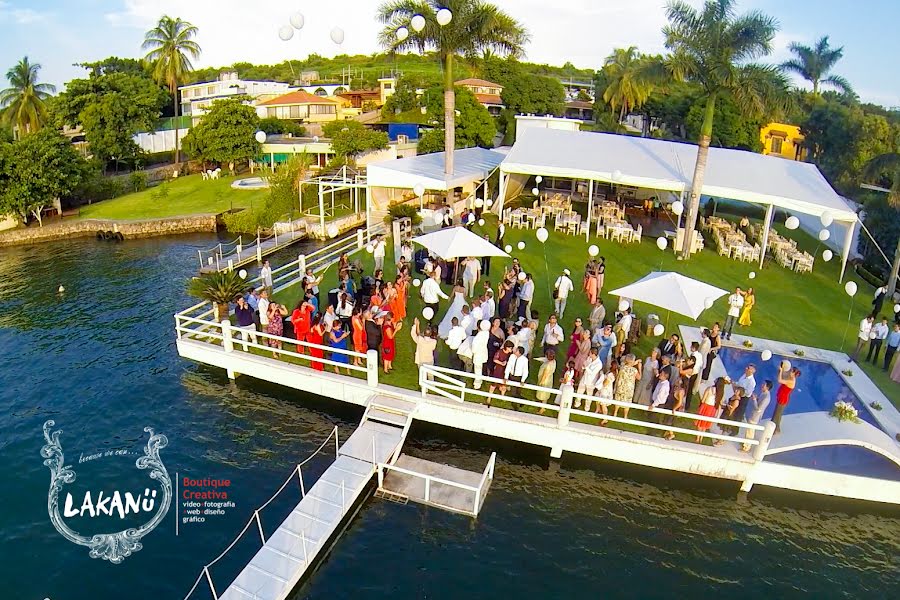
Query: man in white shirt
[[517, 273, 535, 320], [742, 379, 772, 452], [867, 317, 890, 364], [576, 348, 604, 410], [446, 317, 467, 371], [257, 289, 271, 329], [723, 287, 744, 340], [733, 364, 757, 421], [482, 290, 496, 321], [698, 328, 712, 382], [260, 260, 273, 293], [472, 324, 490, 389], [471, 298, 484, 325], [541, 314, 564, 355], [504, 345, 530, 401], [420, 272, 449, 326], [457, 335, 474, 372], [616, 309, 633, 346], [851, 314, 875, 362], [322, 304, 337, 331], [554, 269, 575, 318], [372, 235, 387, 271], [462, 256, 481, 297], [459, 305, 474, 336], [651, 369, 671, 409]]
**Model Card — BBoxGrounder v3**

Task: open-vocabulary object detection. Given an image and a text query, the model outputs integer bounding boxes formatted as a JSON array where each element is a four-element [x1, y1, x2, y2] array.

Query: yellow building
[[760, 122, 806, 161]]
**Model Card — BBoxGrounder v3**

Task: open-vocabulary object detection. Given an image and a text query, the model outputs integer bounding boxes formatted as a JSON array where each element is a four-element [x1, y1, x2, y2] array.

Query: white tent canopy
[[608, 272, 729, 321], [412, 226, 510, 260], [499, 128, 859, 280], [367, 146, 507, 191]]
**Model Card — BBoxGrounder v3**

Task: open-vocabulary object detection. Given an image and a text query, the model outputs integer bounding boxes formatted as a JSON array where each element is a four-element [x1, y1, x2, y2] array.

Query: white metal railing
[[375, 451, 496, 517], [419, 364, 765, 447], [182, 426, 340, 600]]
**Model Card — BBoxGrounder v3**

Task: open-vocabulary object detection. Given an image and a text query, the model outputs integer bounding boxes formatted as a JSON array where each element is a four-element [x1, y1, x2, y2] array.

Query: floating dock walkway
[[198, 228, 307, 274]]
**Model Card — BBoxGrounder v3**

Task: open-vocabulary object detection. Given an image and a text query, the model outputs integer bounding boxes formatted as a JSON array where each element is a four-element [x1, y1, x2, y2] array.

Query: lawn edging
[[0, 214, 218, 247]]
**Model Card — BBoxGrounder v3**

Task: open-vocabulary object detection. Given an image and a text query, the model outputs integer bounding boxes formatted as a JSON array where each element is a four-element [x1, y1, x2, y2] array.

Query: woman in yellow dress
[[738, 288, 755, 327]]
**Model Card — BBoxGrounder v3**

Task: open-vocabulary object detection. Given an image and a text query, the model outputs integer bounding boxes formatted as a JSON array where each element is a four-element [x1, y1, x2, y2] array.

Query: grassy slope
[[78, 174, 266, 220], [271, 214, 900, 412]]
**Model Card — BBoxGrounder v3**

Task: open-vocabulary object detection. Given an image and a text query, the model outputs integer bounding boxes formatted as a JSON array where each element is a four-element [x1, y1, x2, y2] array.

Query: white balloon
[[749, 271, 756, 279], [474, 198, 484, 209], [761, 349, 772, 361], [410, 14, 426, 32], [255, 130, 267, 143], [611, 170, 622, 182], [656, 237, 667, 251], [535, 175, 543, 184], [326, 223, 339, 238], [822, 249, 833, 262], [781, 360, 792, 371], [894, 304, 900, 313], [517, 272, 527, 282], [818, 229, 830, 241], [536, 227, 549, 243], [517, 241, 525, 250], [436, 8, 453, 26], [420, 106, 427, 114], [618, 299, 630, 312], [785, 215, 800, 230], [588, 244, 599, 257], [845, 281, 858, 297], [653, 323, 665, 336], [278, 25, 294, 41], [238, 269, 248, 279], [432, 211, 444, 226], [312, 135, 320, 143], [412, 278, 421, 288], [289, 12, 305, 29], [479, 319, 491, 331], [820, 211, 834, 227], [671, 200, 684, 216], [366, 243, 374, 254], [413, 183, 425, 197], [422, 307, 434, 320], [396, 26, 409, 41], [478, 218, 485, 226], [703, 297, 714, 309], [504, 244, 513, 253], [330, 27, 345, 45], [532, 187, 540, 196]]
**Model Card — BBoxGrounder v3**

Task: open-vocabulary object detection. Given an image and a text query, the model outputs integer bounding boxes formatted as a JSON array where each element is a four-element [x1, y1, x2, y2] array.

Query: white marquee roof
[[367, 146, 506, 191], [500, 128, 857, 222]]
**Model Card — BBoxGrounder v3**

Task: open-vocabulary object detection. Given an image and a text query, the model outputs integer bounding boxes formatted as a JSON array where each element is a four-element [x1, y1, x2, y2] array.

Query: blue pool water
[[717, 348, 898, 480]]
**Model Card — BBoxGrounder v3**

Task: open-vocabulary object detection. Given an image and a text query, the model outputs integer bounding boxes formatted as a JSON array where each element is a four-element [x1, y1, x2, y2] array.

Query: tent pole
[[759, 204, 774, 269], [497, 171, 506, 217], [839, 220, 856, 283], [586, 180, 594, 242], [318, 182, 326, 236]]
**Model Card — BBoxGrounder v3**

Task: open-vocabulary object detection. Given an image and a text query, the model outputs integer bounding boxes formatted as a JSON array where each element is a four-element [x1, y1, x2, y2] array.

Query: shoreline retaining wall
[[0, 215, 218, 247]]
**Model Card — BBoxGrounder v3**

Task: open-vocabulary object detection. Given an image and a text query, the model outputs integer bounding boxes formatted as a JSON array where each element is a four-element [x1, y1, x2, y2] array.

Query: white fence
[[419, 364, 768, 450]]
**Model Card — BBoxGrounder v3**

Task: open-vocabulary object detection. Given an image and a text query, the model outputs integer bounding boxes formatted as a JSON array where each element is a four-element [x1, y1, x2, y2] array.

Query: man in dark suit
[[657, 333, 682, 358]]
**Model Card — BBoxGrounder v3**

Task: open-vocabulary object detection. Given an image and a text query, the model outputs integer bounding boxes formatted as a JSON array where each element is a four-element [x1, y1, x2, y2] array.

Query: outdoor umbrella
[[412, 226, 509, 260], [608, 272, 728, 321]]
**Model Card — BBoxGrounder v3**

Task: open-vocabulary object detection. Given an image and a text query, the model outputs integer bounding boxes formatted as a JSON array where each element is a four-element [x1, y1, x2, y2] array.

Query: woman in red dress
[[306, 314, 325, 371], [694, 377, 725, 443], [291, 300, 313, 354], [381, 313, 402, 373], [350, 305, 366, 367], [773, 365, 800, 433]]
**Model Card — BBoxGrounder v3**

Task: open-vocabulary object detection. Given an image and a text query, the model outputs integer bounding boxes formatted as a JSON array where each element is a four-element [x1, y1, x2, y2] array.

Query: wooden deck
[[199, 229, 307, 274]]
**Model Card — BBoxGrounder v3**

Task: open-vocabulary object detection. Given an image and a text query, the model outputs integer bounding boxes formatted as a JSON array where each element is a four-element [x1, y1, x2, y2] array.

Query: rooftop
[[258, 90, 340, 106], [455, 78, 503, 88], [474, 93, 504, 106]]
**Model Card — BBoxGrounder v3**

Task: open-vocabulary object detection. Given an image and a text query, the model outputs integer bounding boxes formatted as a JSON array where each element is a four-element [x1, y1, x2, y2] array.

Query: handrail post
[[197, 249, 203, 269], [221, 320, 234, 353], [356, 228, 364, 249], [297, 465, 305, 497], [175, 315, 182, 340], [334, 425, 339, 458], [377, 464, 384, 489], [371, 433, 377, 469], [227, 259, 234, 272], [420, 366, 427, 398], [474, 489, 481, 516], [424, 477, 431, 502], [254, 510, 265, 543], [557, 384, 573, 429], [341, 480, 346, 515], [298, 254, 306, 279], [301, 530, 308, 562], [752, 421, 777, 462], [204, 566, 218, 600], [256, 243, 262, 264], [366, 349, 379, 387]]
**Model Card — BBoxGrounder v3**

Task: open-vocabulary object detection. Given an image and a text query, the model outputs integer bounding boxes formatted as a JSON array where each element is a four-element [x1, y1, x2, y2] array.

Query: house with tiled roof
[[455, 78, 504, 115], [255, 90, 342, 123]]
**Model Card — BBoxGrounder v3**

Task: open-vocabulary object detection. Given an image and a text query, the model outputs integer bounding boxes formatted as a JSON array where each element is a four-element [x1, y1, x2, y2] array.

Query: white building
[[179, 71, 292, 120], [514, 114, 584, 140]]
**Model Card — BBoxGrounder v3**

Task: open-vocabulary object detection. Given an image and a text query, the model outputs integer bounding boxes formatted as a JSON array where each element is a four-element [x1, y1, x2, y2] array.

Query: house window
[[770, 136, 783, 155]]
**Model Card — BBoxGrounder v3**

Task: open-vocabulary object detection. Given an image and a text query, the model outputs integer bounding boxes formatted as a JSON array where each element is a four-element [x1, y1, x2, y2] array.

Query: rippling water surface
[[0, 236, 897, 600]]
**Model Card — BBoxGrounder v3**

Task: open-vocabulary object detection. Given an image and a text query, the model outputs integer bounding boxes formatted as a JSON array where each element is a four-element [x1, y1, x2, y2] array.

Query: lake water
[[0, 236, 897, 599]]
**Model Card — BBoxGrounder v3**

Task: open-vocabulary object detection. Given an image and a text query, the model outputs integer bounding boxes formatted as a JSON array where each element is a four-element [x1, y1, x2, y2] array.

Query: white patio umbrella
[[412, 226, 509, 260], [608, 272, 728, 321]]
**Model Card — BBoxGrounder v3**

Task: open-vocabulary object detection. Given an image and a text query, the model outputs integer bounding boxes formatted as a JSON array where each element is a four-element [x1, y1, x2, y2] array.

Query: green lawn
[[78, 174, 266, 220], [270, 214, 900, 414]]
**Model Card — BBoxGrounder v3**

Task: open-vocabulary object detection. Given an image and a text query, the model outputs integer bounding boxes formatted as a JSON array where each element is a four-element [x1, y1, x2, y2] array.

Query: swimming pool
[[717, 348, 899, 480], [231, 177, 270, 190]]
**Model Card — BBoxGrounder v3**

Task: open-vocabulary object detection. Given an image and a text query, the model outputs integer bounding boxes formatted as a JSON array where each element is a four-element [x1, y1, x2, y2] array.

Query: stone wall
[[0, 215, 218, 247]]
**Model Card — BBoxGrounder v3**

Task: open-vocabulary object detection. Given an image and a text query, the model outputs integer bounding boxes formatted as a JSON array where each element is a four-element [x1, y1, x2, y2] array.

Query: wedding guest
[[411, 318, 437, 371], [553, 269, 575, 318], [307, 314, 325, 371], [504, 345, 530, 403], [611, 354, 639, 421], [421, 271, 449, 325], [265, 301, 288, 358], [723, 287, 744, 340], [446, 317, 467, 371], [381, 313, 402, 374], [576, 348, 604, 409], [589, 300, 606, 331], [851, 314, 875, 362], [541, 314, 565, 355], [694, 378, 726, 443], [741, 380, 772, 452], [773, 364, 799, 433], [350, 305, 367, 367], [487, 341, 514, 402], [536, 349, 557, 414], [883, 323, 900, 371], [635, 348, 660, 406], [868, 317, 890, 364], [260, 259, 273, 293], [329, 319, 352, 375]]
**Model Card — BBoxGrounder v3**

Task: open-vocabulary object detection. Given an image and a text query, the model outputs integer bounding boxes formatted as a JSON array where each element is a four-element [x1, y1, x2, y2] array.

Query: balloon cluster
[[278, 12, 305, 41]]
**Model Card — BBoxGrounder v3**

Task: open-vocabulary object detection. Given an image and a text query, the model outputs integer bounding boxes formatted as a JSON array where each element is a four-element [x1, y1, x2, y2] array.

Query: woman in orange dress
[[306, 314, 325, 371], [350, 305, 366, 367], [391, 276, 408, 321], [369, 286, 383, 311], [382, 281, 397, 318]]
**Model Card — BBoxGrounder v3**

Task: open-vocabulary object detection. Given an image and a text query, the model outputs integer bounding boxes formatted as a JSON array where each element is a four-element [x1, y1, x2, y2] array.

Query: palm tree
[[664, 0, 789, 259], [187, 270, 247, 322], [781, 36, 853, 97], [863, 153, 900, 295], [142, 16, 201, 164], [601, 47, 665, 123], [0, 57, 55, 138], [377, 0, 528, 176]]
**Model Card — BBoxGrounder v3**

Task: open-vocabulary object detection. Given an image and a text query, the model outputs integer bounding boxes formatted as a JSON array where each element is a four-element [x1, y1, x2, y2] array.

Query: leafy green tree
[[322, 120, 389, 160], [862, 153, 900, 294], [0, 129, 86, 225], [181, 98, 260, 168], [501, 72, 565, 117], [664, 0, 789, 259], [143, 16, 201, 164], [417, 128, 446, 154], [378, 0, 528, 175], [420, 85, 495, 151], [257, 117, 306, 137], [685, 93, 765, 151], [0, 57, 55, 137], [781, 36, 853, 97], [600, 47, 666, 122]]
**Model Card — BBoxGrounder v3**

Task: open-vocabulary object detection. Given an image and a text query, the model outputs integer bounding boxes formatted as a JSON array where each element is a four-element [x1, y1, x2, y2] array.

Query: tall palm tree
[[0, 57, 55, 138], [142, 16, 201, 164], [601, 47, 665, 123], [781, 36, 853, 97], [664, 0, 789, 259], [863, 153, 900, 294], [377, 0, 528, 175]]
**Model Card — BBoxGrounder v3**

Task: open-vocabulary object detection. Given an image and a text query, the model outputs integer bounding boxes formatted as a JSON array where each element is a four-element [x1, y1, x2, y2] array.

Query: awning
[[608, 272, 729, 321], [412, 227, 510, 260], [367, 146, 506, 191]]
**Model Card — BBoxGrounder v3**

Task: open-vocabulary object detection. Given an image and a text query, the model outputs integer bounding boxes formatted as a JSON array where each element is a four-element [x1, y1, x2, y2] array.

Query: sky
[[0, 0, 897, 107]]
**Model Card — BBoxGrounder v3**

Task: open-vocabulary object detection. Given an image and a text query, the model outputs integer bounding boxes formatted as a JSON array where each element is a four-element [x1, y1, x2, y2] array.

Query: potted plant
[[830, 401, 861, 424], [187, 270, 247, 322]]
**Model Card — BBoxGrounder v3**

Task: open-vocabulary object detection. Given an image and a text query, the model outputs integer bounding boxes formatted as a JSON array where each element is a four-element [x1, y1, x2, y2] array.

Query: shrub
[[129, 171, 148, 193], [151, 182, 170, 201], [221, 208, 262, 233], [386, 202, 423, 226], [855, 264, 884, 288]]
